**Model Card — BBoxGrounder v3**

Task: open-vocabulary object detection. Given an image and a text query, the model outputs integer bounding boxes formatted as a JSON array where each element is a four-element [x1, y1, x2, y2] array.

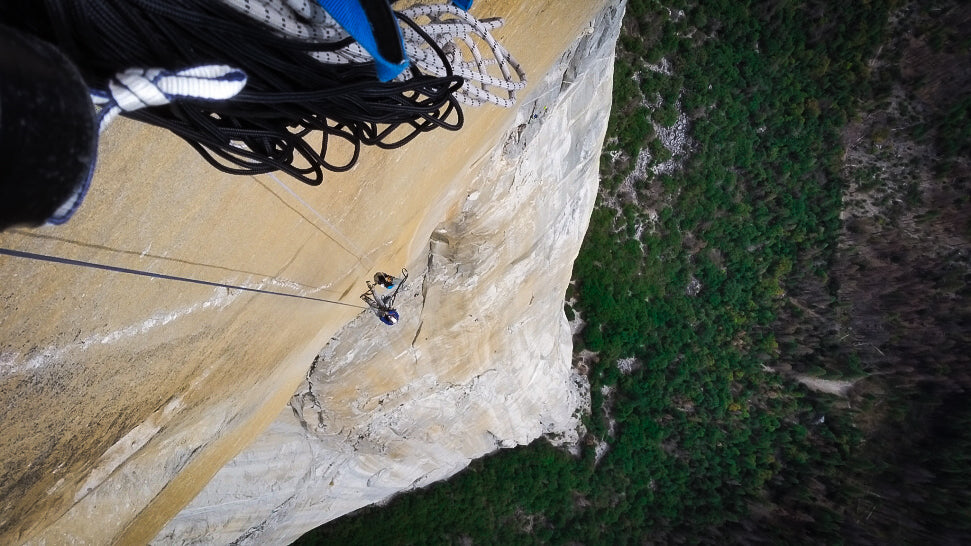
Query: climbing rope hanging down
[[0, 0, 526, 227]]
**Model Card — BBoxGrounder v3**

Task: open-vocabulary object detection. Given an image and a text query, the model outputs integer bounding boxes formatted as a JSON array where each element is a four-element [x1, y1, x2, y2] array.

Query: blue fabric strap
[[314, 0, 408, 81], [452, 0, 473, 10]]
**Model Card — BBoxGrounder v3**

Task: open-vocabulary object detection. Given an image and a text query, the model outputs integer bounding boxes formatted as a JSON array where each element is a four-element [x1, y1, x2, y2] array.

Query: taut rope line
[[0, 248, 368, 309]]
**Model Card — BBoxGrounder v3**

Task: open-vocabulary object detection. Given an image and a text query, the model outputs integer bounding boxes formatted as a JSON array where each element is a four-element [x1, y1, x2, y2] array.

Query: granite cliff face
[[157, 3, 623, 542], [0, 1, 620, 543]]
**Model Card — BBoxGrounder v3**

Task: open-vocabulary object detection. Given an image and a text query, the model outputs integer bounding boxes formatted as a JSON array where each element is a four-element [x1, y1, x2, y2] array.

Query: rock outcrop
[[0, 1, 620, 543], [155, 3, 623, 543]]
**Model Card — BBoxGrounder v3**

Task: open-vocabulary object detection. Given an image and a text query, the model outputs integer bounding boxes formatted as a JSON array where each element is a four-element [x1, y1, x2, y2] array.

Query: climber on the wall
[[361, 268, 408, 325], [373, 268, 407, 289]]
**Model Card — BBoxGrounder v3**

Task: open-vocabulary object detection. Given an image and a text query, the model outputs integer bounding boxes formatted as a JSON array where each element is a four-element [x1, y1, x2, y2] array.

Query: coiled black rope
[[0, 0, 465, 185]]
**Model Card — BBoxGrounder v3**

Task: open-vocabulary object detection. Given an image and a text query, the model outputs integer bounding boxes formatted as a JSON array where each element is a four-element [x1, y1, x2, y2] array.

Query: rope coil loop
[[98, 65, 248, 131]]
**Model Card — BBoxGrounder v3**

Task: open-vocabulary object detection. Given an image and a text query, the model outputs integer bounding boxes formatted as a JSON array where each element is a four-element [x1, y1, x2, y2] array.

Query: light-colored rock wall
[[0, 1, 618, 543], [156, 3, 623, 543]]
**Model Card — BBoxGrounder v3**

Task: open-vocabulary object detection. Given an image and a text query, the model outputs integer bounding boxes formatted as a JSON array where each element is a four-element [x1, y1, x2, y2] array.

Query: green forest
[[297, 0, 970, 543]]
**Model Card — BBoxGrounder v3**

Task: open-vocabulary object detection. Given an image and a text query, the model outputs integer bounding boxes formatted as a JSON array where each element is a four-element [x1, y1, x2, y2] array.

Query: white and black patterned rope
[[93, 65, 248, 132], [399, 4, 525, 108], [222, 0, 526, 107]]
